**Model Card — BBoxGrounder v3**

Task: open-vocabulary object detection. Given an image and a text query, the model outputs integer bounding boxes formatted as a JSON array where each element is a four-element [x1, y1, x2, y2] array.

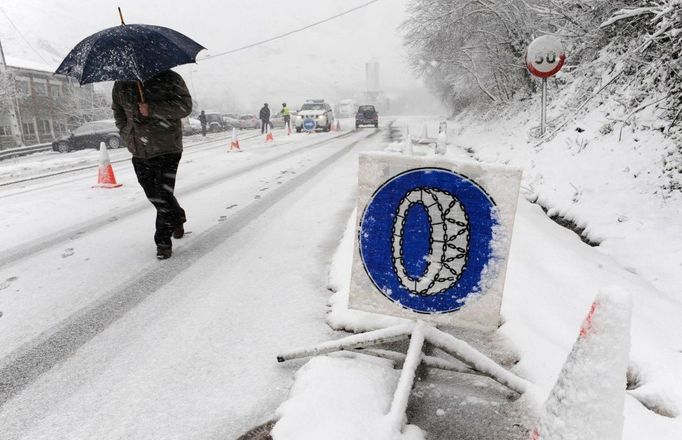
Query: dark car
[[52, 120, 124, 153], [205, 112, 224, 132], [356, 105, 378, 128]]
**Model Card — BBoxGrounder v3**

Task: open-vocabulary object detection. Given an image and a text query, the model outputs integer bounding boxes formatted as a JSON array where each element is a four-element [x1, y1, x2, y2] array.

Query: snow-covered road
[[0, 126, 382, 438], [2, 117, 680, 439]]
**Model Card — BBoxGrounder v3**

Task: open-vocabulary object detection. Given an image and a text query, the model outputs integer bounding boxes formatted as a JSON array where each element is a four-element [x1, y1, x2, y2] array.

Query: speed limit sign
[[525, 35, 566, 78], [526, 36, 566, 135]]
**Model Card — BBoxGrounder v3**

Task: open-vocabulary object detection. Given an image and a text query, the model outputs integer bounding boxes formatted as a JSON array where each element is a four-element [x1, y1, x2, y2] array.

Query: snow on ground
[[272, 354, 424, 440], [300, 114, 682, 438], [444, 103, 682, 432], [406, 107, 682, 436], [2, 108, 681, 438], [0, 126, 377, 439]]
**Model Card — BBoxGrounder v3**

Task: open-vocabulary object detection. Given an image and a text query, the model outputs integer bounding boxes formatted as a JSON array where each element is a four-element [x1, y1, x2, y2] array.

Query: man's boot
[[156, 245, 172, 259]]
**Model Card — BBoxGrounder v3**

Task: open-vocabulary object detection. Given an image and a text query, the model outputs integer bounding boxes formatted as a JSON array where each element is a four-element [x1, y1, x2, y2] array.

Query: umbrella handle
[[118, 7, 125, 25], [136, 81, 145, 103]]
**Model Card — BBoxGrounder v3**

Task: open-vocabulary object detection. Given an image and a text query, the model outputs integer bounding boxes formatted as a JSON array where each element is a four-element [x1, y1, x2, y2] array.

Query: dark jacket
[[259, 106, 270, 121], [112, 70, 192, 159]]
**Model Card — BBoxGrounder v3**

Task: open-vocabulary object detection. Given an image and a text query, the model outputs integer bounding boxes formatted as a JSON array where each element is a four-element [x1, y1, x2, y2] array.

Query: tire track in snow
[[0, 130, 360, 269], [0, 128, 381, 407]]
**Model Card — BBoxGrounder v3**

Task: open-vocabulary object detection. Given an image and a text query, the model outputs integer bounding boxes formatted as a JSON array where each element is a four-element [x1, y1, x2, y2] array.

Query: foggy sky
[[1, 0, 424, 112]]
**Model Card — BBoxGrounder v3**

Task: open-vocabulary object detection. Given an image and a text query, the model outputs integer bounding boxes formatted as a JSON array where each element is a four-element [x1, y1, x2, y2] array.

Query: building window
[[0, 125, 12, 136], [16, 80, 30, 95], [38, 119, 51, 133], [22, 122, 35, 134], [50, 85, 61, 98], [33, 82, 47, 96]]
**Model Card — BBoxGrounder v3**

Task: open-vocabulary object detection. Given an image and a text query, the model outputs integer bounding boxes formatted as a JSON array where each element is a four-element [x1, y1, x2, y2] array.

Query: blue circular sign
[[302, 118, 317, 131], [359, 168, 497, 314]]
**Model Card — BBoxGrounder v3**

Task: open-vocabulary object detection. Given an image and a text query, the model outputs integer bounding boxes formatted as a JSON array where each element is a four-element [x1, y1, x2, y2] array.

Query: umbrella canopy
[[55, 24, 205, 85]]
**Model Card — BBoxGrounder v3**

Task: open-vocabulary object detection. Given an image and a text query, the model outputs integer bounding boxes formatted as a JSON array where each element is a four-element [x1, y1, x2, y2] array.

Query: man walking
[[259, 103, 270, 134], [199, 110, 207, 136], [280, 102, 291, 132], [112, 69, 192, 259]]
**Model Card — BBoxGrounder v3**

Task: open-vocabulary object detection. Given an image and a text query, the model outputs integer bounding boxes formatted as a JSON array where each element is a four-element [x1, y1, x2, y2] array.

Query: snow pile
[[531, 286, 632, 440], [447, 91, 682, 428], [271, 354, 424, 440]]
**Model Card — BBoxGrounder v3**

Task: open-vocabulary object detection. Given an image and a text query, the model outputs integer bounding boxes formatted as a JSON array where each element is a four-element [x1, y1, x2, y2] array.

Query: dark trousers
[[284, 115, 291, 129], [261, 119, 270, 134], [132, 153, 186, 247], [201, 124, 207, 136]]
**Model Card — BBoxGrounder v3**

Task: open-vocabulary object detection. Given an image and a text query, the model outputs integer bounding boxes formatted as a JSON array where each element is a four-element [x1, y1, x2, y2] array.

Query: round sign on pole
[[349, 154, 522, 330], [302, 118, 317, 132], [358, 168, 497, 314], [525, 36, 566, 78]]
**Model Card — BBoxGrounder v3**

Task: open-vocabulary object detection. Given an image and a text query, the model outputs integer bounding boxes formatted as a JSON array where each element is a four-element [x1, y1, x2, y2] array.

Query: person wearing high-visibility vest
[[280, 103, 291, 131]]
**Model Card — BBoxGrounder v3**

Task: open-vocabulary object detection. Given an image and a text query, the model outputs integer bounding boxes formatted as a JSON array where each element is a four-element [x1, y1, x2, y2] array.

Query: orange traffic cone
[[229, 127, 241, 152], [287, 125, 292, 136], [265, 125, 274, 142], [529, 287, 631, 440], [93, 142, 122, 188]]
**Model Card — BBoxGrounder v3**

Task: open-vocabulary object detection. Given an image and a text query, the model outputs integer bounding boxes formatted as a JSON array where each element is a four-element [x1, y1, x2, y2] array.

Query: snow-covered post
[[423, 325, 529, 395], [384, 320, 426, 433], [276, 323, 414, 363], [530, 287, 632, 440], [403, 127, 413, 156], [436, 130, 447, 155]]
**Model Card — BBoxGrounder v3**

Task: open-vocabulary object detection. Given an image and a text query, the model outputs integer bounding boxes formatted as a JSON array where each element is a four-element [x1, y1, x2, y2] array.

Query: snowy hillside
[[399, 7, 682, 436]]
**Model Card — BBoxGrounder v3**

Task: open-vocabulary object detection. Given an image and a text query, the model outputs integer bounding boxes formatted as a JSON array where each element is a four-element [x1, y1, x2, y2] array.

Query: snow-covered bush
[[403, 0, 682, 190]]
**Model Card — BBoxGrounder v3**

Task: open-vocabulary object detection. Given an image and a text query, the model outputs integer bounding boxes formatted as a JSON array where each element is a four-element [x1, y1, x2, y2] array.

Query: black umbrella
[[55, 9, 205, 101]]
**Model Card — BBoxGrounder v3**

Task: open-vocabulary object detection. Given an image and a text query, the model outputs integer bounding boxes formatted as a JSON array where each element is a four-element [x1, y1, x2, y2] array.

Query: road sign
[[349, 153, 522, 330], [302, 118, 316, 132], [526, 36, 566, 135], [525, 35, 565, 78]]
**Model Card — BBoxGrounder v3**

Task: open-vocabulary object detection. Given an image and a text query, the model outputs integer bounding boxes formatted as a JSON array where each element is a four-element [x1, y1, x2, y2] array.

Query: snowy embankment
[[272, 112, 682, 438], [448, 99, 682, 438]]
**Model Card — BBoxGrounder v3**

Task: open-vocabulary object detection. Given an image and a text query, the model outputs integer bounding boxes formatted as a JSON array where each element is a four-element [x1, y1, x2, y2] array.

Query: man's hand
[[138, 103, 150, 117]]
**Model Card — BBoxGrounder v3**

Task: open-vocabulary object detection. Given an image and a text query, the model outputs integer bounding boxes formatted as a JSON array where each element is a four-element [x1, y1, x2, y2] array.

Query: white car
[[182, 117, 202, 135], [239, 114, 261, 130], [295, 101, 335, 132], [222, 114, 240, 129]]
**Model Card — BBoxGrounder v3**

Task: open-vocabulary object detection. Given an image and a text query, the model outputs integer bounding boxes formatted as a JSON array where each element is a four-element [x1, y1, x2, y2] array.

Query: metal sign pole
[[525, 36, 565, 138], [541, 77, 547, 136]]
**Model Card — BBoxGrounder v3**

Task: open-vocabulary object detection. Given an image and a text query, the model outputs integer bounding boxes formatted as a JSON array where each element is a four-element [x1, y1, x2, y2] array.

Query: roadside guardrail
[[0, 143, 53, 161]]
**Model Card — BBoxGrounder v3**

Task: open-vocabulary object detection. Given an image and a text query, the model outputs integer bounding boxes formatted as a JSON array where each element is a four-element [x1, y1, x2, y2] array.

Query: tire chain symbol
[[391, 187, 470, 296]]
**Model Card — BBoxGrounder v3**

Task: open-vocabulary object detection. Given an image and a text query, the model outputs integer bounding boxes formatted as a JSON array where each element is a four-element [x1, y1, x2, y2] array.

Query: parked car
[[204, 112, 224, 132], [355, 105, 378, 128], [270, 114, 286, 129], [239, 114, 261, 130], [294, 101, 335, 132], [221, 114, 240, 129], [52, 120, 124, 153], [182, 117, 202, 135]]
